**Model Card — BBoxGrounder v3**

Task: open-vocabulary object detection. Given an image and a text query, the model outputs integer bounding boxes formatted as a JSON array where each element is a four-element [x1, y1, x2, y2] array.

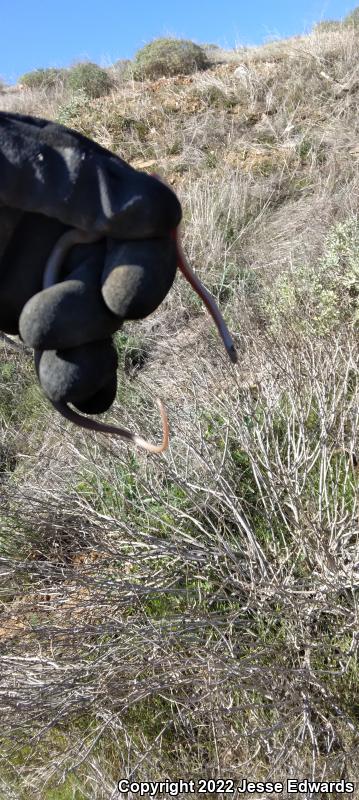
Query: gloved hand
[[1, 111, 237, 452], [0, 111, 182, 426]]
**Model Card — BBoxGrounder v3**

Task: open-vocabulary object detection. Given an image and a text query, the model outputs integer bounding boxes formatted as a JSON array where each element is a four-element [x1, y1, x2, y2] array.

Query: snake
[[40, 186, 238, 453]]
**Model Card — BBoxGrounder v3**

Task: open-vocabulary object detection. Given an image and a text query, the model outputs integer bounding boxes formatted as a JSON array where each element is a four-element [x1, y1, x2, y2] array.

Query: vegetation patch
[[313, 20, 342, 32], [19, 67, 67, 89], [67, 61, 114, 98], [133, 38, 210, 79], [344, 6, 359, 27], [266, 216, 359, 335]]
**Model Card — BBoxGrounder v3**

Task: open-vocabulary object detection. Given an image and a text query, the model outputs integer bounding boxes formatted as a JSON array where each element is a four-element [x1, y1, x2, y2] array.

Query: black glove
[[0, 111, 182, 415]]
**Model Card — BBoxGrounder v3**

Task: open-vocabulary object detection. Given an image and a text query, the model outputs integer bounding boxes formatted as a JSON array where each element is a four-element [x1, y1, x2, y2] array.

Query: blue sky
[[1, 0, 355, 84]]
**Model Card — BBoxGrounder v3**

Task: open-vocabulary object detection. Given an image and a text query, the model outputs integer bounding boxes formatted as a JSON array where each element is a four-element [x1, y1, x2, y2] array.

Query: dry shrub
[[313, 20, 342, 33], [0, 318, 358, 793], [0, 82, 69, 118], [108, 58, 133, 87]]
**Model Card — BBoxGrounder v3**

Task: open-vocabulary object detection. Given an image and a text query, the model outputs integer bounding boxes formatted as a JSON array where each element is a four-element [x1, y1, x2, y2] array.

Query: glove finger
[[0, 206, 23, 262], [60, 237, 106, 281], [95, 163, 182, 238], [19, 265, 120, 350], [0, 212, 67, 334], [72, 373, 117, 414], [101, 237, 177, 320], [36, 339, 118, 405]]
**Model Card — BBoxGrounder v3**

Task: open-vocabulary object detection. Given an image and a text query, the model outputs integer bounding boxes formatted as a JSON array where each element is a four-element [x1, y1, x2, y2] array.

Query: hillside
[[0, 25, 358, 798]]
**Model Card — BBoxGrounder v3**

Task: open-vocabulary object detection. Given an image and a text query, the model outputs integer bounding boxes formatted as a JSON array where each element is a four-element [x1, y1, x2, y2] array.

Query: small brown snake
[[40, 185, 237, 453]]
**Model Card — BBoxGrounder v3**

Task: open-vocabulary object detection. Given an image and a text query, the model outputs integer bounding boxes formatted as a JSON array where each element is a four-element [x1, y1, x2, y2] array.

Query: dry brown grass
[[0, 23, 359, 798]]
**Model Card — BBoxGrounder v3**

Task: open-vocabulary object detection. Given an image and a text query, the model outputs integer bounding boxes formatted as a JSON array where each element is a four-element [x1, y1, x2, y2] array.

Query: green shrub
[[266, 216, 359, 335], [19, 67, 67, 90], [67, 61, 113, 98], [57, 88, 89, 127], [344, 6, 359, 27], [133, 37, 209, 79]]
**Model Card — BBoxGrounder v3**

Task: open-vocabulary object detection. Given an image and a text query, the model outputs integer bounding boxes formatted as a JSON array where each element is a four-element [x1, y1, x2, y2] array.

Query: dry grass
[[0, 23, 359, 798]]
